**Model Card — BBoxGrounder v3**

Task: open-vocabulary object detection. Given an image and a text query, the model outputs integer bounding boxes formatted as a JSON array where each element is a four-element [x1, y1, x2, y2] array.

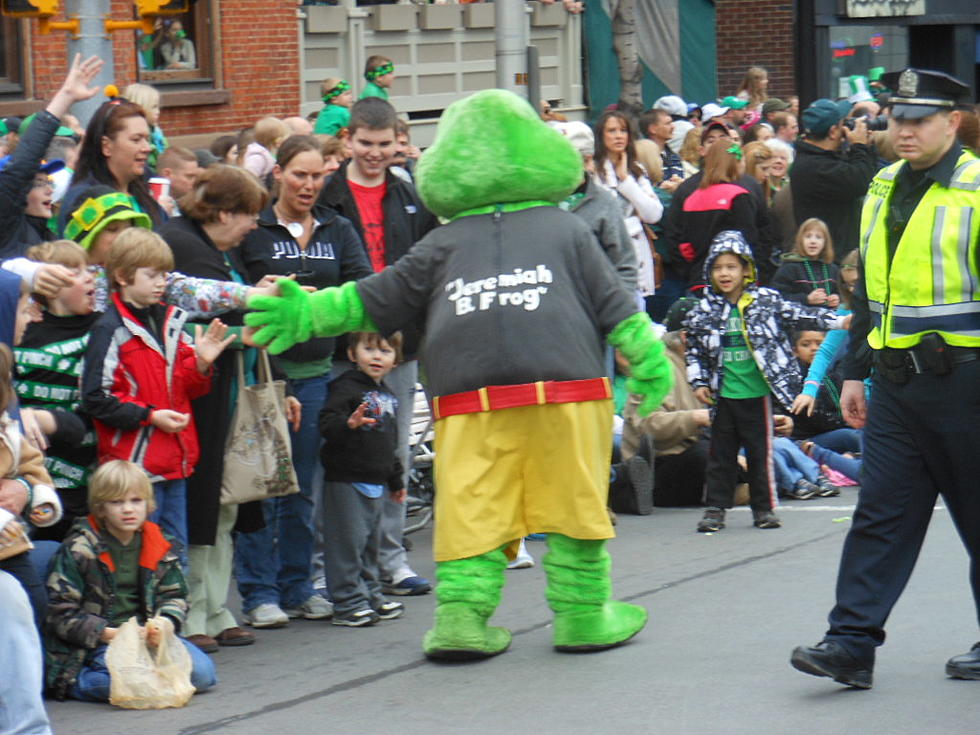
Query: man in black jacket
[[317, 98, 438, 596], [791, 99, 877, 260]]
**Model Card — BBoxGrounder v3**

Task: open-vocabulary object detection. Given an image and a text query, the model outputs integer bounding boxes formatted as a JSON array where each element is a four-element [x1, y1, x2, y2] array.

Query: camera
[[843, 115, 889, 132]]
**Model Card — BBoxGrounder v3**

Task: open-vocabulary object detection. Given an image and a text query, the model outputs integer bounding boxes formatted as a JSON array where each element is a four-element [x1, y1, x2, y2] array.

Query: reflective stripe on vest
[[861, 151, 980, 349]]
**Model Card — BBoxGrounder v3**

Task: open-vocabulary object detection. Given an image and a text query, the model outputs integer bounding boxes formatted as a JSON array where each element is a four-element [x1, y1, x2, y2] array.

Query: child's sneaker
[[786, 478, 818, 500], [243, 603, 290, 628], [283, 595, 334, 620], [382, 574, 432, 596], [815, 474, 840, 497], [752, 510, 782, 529], [372, 600, 405, 620], [332, 608, 381, 627], [697, 507, 726, 533]]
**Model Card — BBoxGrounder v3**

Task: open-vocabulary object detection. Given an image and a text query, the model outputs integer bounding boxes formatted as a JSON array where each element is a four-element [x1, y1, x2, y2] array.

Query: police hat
[[882, 68, 972, 120]]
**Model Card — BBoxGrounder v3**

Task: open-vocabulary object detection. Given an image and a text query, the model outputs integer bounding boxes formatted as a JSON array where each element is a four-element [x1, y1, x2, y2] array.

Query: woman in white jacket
[[592, 110, 663, 298]]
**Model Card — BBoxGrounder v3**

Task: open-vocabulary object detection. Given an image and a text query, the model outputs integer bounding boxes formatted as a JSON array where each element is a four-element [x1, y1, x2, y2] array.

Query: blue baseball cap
[[802, 98, 853, 136], [0, 156, 64, 175]]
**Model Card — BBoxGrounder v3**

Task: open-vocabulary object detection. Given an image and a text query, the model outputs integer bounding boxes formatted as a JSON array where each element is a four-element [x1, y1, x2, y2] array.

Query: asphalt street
[[47, 496, 980, 734]]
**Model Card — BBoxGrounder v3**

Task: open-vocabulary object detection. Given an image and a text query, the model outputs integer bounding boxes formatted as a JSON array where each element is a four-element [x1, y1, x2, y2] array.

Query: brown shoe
[[215, 626, 256, 647], [186, 634, 219, 653]]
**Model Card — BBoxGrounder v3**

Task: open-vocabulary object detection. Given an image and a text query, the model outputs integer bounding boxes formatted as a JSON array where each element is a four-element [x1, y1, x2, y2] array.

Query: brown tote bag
[[220, 350, 299, 505]]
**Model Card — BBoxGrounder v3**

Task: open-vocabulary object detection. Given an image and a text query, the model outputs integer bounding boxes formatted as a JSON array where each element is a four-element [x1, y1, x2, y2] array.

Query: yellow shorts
[[432, 400, 614, 562]]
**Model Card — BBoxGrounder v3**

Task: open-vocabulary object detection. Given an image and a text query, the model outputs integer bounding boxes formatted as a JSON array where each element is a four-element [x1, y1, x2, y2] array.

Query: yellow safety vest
[[860, 150, 980, 349]]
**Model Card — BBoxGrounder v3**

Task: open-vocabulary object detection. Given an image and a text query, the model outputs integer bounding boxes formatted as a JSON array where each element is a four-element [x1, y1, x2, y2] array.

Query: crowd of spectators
[[1, 52, 979, 731]]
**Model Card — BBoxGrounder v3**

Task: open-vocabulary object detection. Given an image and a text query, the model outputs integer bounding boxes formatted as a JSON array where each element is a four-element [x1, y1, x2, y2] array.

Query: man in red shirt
[[318, 99, 439, 596]]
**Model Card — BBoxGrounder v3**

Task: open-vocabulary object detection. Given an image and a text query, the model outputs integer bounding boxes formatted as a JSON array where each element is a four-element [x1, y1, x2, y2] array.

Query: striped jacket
[[80, 292, 211, 480]]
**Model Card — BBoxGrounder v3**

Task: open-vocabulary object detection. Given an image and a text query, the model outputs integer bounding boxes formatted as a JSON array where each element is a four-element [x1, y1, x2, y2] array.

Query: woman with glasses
[[0, 54, 102, 259], [235, 135, 372, 629]]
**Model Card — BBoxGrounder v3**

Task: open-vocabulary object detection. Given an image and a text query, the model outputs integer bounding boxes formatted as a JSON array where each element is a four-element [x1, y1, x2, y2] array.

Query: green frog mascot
[[247, 89, 672, 661]]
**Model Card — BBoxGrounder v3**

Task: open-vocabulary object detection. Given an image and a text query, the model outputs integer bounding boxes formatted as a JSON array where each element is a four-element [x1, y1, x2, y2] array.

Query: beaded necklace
[[802, 259, 833, 295]]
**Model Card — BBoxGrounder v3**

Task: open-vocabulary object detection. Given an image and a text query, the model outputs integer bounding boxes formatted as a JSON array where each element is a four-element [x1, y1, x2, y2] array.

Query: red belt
[[431, 377, 612, 421]]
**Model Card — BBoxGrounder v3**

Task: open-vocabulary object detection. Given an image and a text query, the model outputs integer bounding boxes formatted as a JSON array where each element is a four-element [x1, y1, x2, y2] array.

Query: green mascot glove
[[245, 278, 377, 355], [607, 312, 673, 416]]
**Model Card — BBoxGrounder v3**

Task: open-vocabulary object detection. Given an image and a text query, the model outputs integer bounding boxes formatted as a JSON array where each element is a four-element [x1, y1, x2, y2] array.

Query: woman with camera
[[235, 135, 372, 629]]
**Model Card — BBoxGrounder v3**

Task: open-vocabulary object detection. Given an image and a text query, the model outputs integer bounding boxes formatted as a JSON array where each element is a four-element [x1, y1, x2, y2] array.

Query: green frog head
[[415, 89, 583, 220]]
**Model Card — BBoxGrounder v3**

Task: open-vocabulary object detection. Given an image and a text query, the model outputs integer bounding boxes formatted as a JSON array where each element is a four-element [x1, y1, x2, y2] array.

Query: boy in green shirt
[[684, 231, 845, 533], [360, 55, 395, 101], [314, 77, 354, 136]]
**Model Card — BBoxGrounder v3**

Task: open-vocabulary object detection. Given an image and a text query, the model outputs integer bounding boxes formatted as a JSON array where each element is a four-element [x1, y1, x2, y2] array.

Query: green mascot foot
[[543, 534, 648, 652], [423, 548, 512, 661]]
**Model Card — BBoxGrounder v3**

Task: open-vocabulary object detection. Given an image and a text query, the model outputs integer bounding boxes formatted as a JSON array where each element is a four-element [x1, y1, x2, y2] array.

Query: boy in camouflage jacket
[[44, 460, 215, 701]]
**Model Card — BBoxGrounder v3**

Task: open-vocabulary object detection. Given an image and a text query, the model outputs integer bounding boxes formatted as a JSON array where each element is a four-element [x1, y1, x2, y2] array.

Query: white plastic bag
[[105, 616, 195, 709]]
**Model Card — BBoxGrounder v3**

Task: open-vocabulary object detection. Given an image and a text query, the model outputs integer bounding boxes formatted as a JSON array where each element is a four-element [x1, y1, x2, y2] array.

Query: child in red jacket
[[81, 229, 235, 569]]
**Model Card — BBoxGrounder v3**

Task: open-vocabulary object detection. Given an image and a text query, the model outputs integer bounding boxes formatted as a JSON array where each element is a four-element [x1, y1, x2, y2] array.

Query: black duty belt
[[874, 340, 980, 383]]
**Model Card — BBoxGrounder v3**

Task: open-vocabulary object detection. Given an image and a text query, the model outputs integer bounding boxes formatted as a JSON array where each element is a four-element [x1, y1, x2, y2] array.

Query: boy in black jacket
[[318, 331, 406, 627]]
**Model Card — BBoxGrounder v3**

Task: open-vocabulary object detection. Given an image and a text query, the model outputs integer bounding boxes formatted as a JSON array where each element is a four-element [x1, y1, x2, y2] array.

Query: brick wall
[[715, 0, 796, 100], [26, 0, 299, 139]]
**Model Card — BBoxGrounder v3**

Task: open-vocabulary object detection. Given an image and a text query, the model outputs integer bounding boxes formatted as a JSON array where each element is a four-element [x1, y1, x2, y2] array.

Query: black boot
[[608, 455, 653, 515], [946, 642, 980, 680]]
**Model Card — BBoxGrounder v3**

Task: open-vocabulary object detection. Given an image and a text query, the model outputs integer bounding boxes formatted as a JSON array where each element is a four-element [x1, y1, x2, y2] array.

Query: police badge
[[897, 69, 918, 98]]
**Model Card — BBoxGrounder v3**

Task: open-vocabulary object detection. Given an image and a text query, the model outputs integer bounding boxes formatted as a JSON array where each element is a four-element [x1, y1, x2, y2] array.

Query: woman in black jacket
[[236, 135, 373, 627], [158, 163, 278, 651], [664, 138, 759, 291]]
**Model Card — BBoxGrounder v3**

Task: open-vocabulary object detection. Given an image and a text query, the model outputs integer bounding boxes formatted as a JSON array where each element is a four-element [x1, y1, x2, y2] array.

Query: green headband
[[322, 80, 351, 103], [726, 143, 743, 161], [366, 62, 394, 82]]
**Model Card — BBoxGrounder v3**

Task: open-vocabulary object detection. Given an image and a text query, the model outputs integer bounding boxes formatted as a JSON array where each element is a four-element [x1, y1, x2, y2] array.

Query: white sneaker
[[282, 595, 334, 620], [507, 539, 535, 570], [243, 603, 290, 628]]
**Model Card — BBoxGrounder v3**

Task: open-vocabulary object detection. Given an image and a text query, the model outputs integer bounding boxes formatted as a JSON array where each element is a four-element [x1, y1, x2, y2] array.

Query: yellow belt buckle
[[431, 395, 442, 421], [478, 386, 490, 412], [535, 380, 546, 405], [600, 376, 612, 399]]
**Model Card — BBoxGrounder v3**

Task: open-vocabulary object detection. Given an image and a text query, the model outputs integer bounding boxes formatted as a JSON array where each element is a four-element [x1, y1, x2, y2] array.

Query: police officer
[[790, 68, 980, 689]]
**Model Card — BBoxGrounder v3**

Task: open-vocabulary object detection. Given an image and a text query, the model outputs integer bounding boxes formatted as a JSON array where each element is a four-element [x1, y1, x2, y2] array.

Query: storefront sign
[[842, 0, 925, 17]]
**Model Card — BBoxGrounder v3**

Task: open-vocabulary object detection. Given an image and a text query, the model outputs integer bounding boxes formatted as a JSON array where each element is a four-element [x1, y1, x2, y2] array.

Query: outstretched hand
[[347, 402, 377, 429], [245, 278, 312, 354], [194, 319, 237, 371], [608, 312, 674, 416], [47, 54, 104, 121], [61, 54, 104, 103]]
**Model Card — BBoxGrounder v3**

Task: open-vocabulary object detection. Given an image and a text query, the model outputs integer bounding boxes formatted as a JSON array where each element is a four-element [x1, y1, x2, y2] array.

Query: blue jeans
[[235, 373, 327, 611], [810, 443, 862, 482], [772, 437, 820, 491], [0, 571, 51, 734], [69, 639, 217, 702], [150, 479, 188, 570], [808, 427, 862, 454]]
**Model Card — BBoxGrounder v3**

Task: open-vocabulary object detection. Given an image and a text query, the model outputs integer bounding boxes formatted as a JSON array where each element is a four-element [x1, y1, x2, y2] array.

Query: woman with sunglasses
[[235, 135, 372, 629]]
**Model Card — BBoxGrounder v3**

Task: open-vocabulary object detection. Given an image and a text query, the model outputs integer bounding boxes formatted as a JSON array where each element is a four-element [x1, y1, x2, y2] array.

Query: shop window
[[828, 25, 908, 99], [137, 1, 216, 84], [0, 17, 24, 95]]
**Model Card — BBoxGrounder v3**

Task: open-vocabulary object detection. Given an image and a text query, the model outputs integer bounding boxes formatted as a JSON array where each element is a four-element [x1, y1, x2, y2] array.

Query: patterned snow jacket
[[684, 231, 845, 412], [44, 515, 187, 699]]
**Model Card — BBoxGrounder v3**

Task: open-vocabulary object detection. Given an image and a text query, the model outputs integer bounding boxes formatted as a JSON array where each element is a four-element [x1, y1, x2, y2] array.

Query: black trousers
[[703, 395, 776, 514], [826, 360, 980, 667], [654, 438, 710, 507]]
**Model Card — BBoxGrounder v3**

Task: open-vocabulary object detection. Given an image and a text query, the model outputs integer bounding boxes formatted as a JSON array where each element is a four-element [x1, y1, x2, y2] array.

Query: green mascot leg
[[543, 534, 647, 652], [423, 547, 512, 661]]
